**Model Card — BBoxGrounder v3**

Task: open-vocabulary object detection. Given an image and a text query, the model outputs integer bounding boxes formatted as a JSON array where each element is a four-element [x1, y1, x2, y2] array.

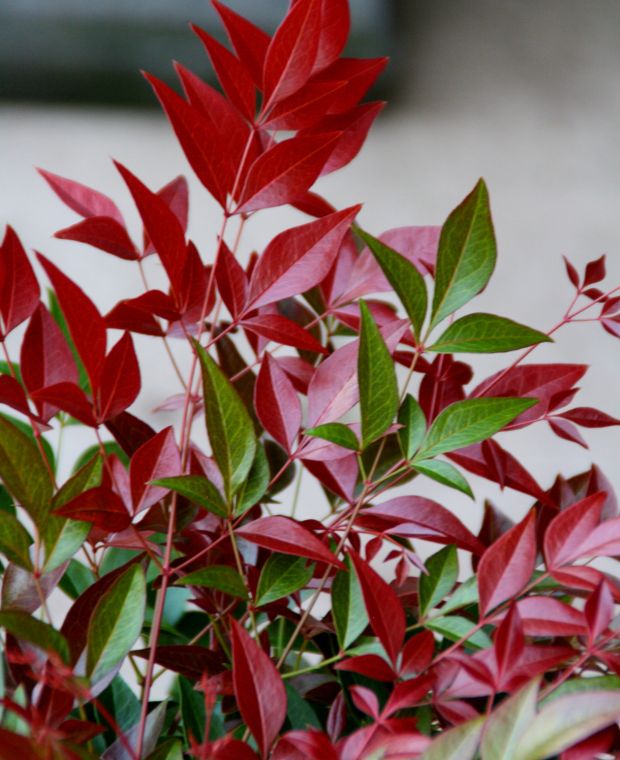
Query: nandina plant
[[1, 2, 620, 759]]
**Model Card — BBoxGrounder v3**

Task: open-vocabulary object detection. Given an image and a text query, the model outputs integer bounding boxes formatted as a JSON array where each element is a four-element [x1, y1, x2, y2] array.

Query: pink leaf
[[510, 597, 588, 637], [246, 205, 361, 310], [254, 353, 301, 452], [130, 427, 182, 513], [348, 549, 405, 666], [543, 492, 606, 569], [38, 168, 124, 224], [55, 217, 138, 261], [349, 686, 380, 718], [236, 515, 343, 568], [585, 580, 614, 644], [558, 407, 620, 428], [478, 510, 537, 616], [242, 314, 327, 355], [230, 618, 286, 758], [548, 417, 588, 448], [0, 226, 40, 337]]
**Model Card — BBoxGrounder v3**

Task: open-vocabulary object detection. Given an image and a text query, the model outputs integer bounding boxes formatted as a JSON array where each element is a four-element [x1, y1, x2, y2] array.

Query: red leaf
[[563, 255, 580, 288], [97, 333, 140, 421], [544, 492, 606, 569], [262, 0, 321, 108], [585, 580, 614, 644], [53, 486, 131, 532], [547, 417, 588, 448], [55, 217, 138, 260], [349, 686, 380, 718], [313, 0, 350, 72], [306, 102, 385, 176], [384, 674, 434, 716], [511, 597, 587, 637], [30, 382, 96, 427], [105, 411, 156, 459], [314, 57, 389, 114], [0, 226, 40, 337], [0, 375, 39, 422], [472, 364, 587, 425], [212, 0, 270, 89], [356, 497, 484, 556], [254, 353, 301, 452], [335, 654, 395, 682], [230, 618, 286, 757], [584, 254, 606, 285], [21, 304, 78, 422], [302, 456, 358, 504], [215, 242, 248, 320], [559, 407, 620, 428], [477, 510, 536, 616], [38, 168, 124, 224], [291, 190, 337, 218], [574, 516, 620, 562], [399, 630, 435, 677], [494, 605, 524, 683], [130, 426, 182, 513], [104, 298, 166, 337], [236, 133, 342, 214], [246, 205, 361, 310], [273, 731, 338, 760], [263, 81, 348, 131], [132, 645, 225, 680], [602, 315, 620, 338], [242, 314, 327, 354], [348, 549, 405, 665], [236, 515, 343, 568], [37, 254, 106, 391], [192, 24, 255, 121]]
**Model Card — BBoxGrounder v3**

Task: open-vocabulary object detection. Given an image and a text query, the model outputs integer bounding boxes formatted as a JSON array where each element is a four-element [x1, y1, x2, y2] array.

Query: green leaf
[[0, 415, 53, 526], [0, 513, 32, 570], [2, 413, 56, 471], [357, 229, 428, 339], [514, 690, 620, 760], [72, 441, 128, 471], [86, 564, 146, 683], [429, 313, 551, 354], [43, 455, 102, 572], [541, 675, 620, 704], [235, 442, 270, 516], [195, 342, 256, 501], [285, 682, 321, 730], [422, 716, 485, 760], [151, 475, 227, 518], [426, 615, 491, 650], [431, 179, 496, 328], [417, 397, 537, 460], [96, 675, 141, 735], [413, 459, 473, 498], [332, 555, 369, 650], [176, 566, 247, 599], [419, 545, 458, 617], [440, 576, 478, 616], [177, 675, 206, 745], [256, 554, 314, 606], [481, 678, 540, 760], [358, 301, 399, 449], [0, 610, 69, 662], [145, 739, 183, 760], [398, 394, 426, 459], [305, 423, 359, 451], [59, 559, 95, 600]]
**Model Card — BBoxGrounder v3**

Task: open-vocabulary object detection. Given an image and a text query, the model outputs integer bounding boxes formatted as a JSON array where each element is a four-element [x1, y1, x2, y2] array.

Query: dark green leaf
[[332, 555, 368, 650], [305, 423, 359, 451], [413, 459, 473, 498], [429, 313, 551, 354], [59, 559, 96, 599], [398, 394, 426, 459], [151, 475, 227, 518], [177, 675, 206, 745], [86, 564, 146, 683], [176, 566, 247, 598], [0, 415, 53, 525], [417, 397, 537, 459], [358, 228, 428, 339], [431, 179, 496, 328], [0, 610, 70, 662], [0, 513, 32, 570], [358, 301, 399, 449], [236, 442, 270, 515], [195, 342, 256, 500], [96, 675, 141, 734], [285, 682, 321, 730], [256, 554, 314, 606], [145, 739, 183, 760], [419, 545, 458, 617]]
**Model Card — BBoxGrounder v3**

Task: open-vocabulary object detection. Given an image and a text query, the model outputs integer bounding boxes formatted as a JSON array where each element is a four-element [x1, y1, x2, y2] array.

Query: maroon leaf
[[348, 549, 405, 665], [0, 375, 40, 422], [132, 645, 225, 680], [335, 654, 395, 682], [246, 205, 361, 309], [563, 255, 580, 288], [384, 675, 434, 716], [477, 510, 536, 616], [262, 0, 321, 108], [558, 407, 620, 428], [97, 333, 141, 421], [104, 298, 166, 337], [37, 254, 106, 391], [55, 217, 138, 260], [38, 168, 124, 223], [53, 486, 131, 532], [236, 133, 341, 214], [399, 631, 435, 677], [544, 492, 606, 570], [30, 382, 96, 427], [212, 0, 270, 89], [192, 24, 256, 121], [584, 254, 606, 286], [302, 456, 358, 503], [105, 411, 156, 458], [254, 353, 301, 452], [585, 580, 614, 644], [230, 618, 286, 757], [242, 314, 327, 355], [349, 685, 380, 718], [547, 417, 588, 448], [0, 226, 40, 337], [236, 515, 343, 568], [215, 242, 248, 320], [494, 605, 525, 683], [130, 426, 182, 513]]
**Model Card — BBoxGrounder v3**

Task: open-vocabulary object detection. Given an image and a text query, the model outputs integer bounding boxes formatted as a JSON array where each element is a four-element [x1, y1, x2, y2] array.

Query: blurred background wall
[[1, 0, 619, 533]]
